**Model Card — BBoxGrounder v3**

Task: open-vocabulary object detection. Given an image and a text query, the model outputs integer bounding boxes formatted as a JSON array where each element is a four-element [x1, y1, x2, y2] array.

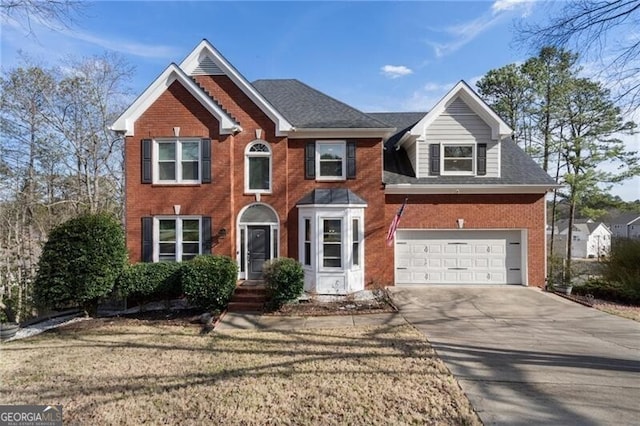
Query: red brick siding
[[286, 139, 386, 288], [384, 194, 547, 287]]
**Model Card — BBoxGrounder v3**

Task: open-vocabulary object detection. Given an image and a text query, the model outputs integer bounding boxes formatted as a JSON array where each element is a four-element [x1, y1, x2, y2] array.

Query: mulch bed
[[266, 296, 397, 316]]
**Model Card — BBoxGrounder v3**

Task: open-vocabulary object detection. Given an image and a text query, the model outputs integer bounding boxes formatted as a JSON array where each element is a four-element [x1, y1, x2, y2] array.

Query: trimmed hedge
[[117, 262, 182, 304], [181, 255, 238, 311], [573, 279, 640, 305], [263, 257, 304, 310], [34, 213, 127, 316]]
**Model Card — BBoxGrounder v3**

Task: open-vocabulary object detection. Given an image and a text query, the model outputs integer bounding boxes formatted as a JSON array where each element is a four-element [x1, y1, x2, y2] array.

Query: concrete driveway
[[388, 286, 640, 426]]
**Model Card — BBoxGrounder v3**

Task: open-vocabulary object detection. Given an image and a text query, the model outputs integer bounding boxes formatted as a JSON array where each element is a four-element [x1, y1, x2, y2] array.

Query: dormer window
[[428, 142, 487, 177], [442, 144, 474, 175]]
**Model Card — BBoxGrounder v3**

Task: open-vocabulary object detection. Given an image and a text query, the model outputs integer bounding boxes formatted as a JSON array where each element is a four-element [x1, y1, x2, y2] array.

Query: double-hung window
[[316, 141, 346, 180], [441, 144, 474, 175], [322, 219, 342, 268], [156, 217, 201, 261], [155, 139, 200, 183], [245, 141, 272, 193]]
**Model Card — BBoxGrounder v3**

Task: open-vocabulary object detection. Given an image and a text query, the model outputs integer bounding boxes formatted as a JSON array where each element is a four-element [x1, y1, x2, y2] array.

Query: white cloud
[[381, 64, 413, 79], [429, 0, 534, 58], [492, 0, 534, 16]]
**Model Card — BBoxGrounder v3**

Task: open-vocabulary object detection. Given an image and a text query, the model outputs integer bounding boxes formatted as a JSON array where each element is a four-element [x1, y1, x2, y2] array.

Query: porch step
[[227, 281, 268, 313]]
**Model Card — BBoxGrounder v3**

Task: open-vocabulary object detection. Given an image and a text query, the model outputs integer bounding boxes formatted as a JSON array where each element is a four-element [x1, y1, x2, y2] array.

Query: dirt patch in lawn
[[0, 322, 480, 425]]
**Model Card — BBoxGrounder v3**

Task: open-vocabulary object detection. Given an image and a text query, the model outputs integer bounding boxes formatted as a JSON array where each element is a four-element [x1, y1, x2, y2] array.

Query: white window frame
[[153, 216, 202, 262], [316, 140, 346, 181], [153, 138, 201, 184], [244, 140, 272, 194], [440, 143, 475, 176], [321, 217, 343, 270]]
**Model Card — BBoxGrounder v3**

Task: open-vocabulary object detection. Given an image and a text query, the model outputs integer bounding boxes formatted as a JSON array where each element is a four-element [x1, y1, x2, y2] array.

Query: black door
[[248, 226, 270, 280]]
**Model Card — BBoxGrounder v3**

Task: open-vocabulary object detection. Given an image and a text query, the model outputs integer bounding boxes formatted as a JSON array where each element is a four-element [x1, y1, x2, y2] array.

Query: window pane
[[304, 219, 311, 241], [323, 244, 341, 258], [158, 142, 176, 161], [273, 229, 278, 258], [304, 242, 311, 266], [444, 159, 473, 172], [323, 258, 341, 268], [181, 142, 199, 161], [159, 220, 176, 241], [181, 161, 199, 180], [249, 157, 270, 190], [159, 243, 176, 257], [353, 219, 359, 266], [319, 161, 342, 177], [249, 143, 269, 153], [182, 220, 200, 242], [182, 243, 200, 256], [323, 219, 341, 242], [240, 229, 245, 272], [159, 162, 176, 181], [318, 144, 343, 161], [444, 145, 472, 158]]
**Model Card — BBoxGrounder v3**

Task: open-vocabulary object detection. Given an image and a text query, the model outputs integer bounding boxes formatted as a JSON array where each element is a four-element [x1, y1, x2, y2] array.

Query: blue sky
[[2, 0, 639, 201]]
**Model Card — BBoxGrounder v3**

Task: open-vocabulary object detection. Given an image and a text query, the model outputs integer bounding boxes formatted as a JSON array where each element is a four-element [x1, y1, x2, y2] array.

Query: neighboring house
[[111, 40, 556, 294], [548, 219, 612, 258], [609, 213, 640, 240]]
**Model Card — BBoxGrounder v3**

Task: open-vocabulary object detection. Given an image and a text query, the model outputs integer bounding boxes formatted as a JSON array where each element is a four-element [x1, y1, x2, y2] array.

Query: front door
[[248, 225, 270, 279]]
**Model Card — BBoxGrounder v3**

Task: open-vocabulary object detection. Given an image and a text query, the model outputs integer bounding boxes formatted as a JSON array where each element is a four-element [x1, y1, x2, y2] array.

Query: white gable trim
[[407, 80, 512, 143], [111, 63, 240, 136], [180, 40, 293, 136], [385, 183, 557, 195]]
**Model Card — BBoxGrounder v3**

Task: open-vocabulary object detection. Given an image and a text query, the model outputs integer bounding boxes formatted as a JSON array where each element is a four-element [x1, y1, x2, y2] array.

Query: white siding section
[[191, 56, 224, 76], [417, 96, 499, 177], [405, 140, 418, 176]]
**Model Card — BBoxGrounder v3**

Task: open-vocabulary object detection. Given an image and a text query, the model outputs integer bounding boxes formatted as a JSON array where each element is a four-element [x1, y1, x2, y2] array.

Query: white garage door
[[395, 230, 523, 285]]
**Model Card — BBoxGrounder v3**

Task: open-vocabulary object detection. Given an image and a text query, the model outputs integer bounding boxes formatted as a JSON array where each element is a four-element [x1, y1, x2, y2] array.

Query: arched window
[[245, 141, 271, 193]]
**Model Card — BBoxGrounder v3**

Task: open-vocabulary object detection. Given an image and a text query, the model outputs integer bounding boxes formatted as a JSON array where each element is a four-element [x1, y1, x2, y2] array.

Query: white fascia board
[[409, 81, 512, 141], [111, 63, 239, 136], [395, 131, 416, 149], [180, 40, 293, 136], [296, 203, 368, 208], [384, 184, 558, 195], [288, 127, 396, 139]]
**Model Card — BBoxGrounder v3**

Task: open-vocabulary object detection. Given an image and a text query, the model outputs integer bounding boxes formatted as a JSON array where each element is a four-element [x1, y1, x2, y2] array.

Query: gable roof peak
[[407, 79, 512, 142]]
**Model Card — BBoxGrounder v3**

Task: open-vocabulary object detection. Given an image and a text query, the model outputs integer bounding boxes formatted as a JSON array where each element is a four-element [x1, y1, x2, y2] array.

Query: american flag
[[386, 198, 408, 247]]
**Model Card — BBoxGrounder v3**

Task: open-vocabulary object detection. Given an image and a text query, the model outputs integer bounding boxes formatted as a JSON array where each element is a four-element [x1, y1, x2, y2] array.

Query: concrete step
[[227, 301, 264, 313], [234, 286, 267, 295], [231, 293, 267, 303]]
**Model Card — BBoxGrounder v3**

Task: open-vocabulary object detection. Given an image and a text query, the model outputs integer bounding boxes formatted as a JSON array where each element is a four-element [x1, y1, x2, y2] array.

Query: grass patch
[[0, 320, 479, 425]]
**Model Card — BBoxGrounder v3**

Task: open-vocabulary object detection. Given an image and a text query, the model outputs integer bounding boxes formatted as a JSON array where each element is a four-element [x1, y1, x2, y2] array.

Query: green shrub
[[263, 257, 304, 310], [34, 213, 127, 316], [604, 238, 640, 294], [117, 262, 182, 304], [181, 255, 237, 311], [573, 278, 640, 305]]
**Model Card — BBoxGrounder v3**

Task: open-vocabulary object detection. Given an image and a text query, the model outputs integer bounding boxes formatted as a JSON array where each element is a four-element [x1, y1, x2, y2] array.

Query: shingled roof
[[252, 79, 390, 129], [383, 138, 556, 186]]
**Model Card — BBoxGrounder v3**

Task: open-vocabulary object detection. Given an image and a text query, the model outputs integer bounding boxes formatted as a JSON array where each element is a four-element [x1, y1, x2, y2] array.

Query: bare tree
[[0, 0, 84, 32], [519, 0, 640, 107]]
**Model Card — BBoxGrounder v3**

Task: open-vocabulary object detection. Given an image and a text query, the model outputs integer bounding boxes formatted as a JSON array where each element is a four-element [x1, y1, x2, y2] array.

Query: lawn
[[0, 319, 480, 425]]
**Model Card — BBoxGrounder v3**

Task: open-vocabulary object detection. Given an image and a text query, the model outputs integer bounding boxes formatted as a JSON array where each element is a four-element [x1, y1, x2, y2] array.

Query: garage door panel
[[396, 230, 523, 285]]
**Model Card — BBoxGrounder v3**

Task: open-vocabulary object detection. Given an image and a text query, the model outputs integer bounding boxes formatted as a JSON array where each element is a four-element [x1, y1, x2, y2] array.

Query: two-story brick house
[[112, 40, 556, 294]]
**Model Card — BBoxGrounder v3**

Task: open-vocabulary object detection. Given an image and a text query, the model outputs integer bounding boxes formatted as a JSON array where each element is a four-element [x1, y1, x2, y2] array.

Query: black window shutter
[[202, 216, 212, 253], [429, 144, 440, 176], [141, 139, 152, 183], [142, 217, 153, 262], [305, 141, 315, 179], [201, 138, 211, 183], [477, 143, 487, 176], [346, 141, 356, 179]]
